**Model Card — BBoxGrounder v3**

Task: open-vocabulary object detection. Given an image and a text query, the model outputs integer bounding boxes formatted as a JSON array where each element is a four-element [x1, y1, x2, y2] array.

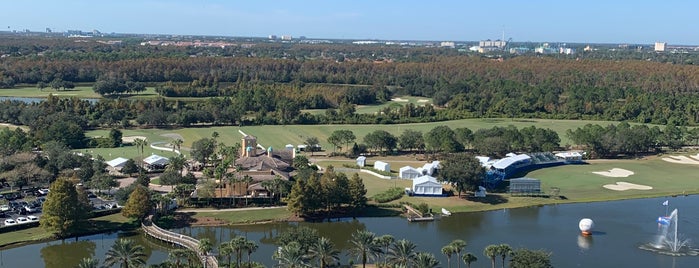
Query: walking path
[[142, 216, 218, 268]]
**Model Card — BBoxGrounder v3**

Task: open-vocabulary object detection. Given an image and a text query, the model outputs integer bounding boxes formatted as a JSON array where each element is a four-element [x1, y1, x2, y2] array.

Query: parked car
[[4, 219, 16, 226], [37, 189, 50, 196], [0, 205, 9, 212], [27, 215, 38, 221], [24, 206, 36, 213], [87, 192, 97, 198], [16, 217, 28, 224]]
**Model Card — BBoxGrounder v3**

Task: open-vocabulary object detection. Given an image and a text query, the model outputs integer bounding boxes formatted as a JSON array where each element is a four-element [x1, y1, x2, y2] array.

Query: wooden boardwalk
[[142, 217, 218, 268], [403, 204, 435, 222]]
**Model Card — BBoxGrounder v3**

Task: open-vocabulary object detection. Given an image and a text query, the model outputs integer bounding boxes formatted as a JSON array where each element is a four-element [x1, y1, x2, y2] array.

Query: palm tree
[[484, 244, 498, 268], [168, 249, 191, 268], [387, 239, 417, 268], [218, 241, 234, 267], [449, 239, 467, 268], [172, 138, 184, 155], [497, 244, 512, 268], [414, 252, 440, 268], [442, 245, 456, 268], [462, 252, 478, 268], [75, 257, 99, 268], [104, 239, 147, 268], [244, 239, 259, 267], [308, 237, 340, 268], [230, 236, 247, 267], [375, 234, 394, 267], [273, 241, 309, 268], [347, 230, 380, 268], [198, 237, 213, 267], [133, 138, 148, 173], [168, 154, 187, 177]]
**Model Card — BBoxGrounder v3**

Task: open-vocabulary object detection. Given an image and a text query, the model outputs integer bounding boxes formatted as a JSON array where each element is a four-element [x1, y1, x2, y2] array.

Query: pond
[[2, 195, 699, 267], [0, 96, 99, 104]]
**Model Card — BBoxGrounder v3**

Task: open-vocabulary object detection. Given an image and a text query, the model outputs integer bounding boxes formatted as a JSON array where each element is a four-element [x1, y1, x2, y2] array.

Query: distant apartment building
[[440, 41, 455, 48], [654, 42, 666, 52], [477, 39, 507, 53], [280, 35, 292, 41], [268, 35, 277, 40]]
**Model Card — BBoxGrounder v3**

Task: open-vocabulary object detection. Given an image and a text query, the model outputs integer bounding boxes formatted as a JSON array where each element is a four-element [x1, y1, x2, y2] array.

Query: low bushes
[[372, 187, 404, 203]]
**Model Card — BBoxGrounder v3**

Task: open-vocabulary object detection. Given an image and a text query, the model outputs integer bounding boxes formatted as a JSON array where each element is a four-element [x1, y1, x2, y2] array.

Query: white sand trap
[[661, 155, 699, 165], [391, 97, 409, 102], [592, 168, 634, 177], [603, 182, 653, 191], [417, 99, 429, 103], [122, 136, 147, 143]]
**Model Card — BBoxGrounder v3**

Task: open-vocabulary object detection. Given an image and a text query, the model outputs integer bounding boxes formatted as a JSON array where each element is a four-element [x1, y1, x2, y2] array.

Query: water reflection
[[577, 234, 593, 251], [41, 240, 96, 268]]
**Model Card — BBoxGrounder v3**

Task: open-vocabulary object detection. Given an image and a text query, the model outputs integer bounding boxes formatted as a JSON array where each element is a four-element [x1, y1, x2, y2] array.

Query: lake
[[2, 195, 698, 267]]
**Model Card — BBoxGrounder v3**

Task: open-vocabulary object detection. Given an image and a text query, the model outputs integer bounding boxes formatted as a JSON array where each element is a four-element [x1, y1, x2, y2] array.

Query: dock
[[403, 204, 435, 222]]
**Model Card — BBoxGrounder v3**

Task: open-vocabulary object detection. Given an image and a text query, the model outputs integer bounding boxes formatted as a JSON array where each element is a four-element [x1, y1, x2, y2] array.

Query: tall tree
[[509, 248, 553, 268], [304, 136, 320, 156], [497, 244, 513, 268], [308, 237, 340, 268], [103, 239, 147, 268], [462, 252, 478, 268], [438, 153, 485, 197], [484, 245, 499, 268], [442, 245, 456, 268], [121, 185, 151, 221], [375, 234, 395, 267], [387, 239, 417, 267], [40, 178, 88, 238], [273, 241, 309, 268], [449, 239, 467, 268], [348, 173, 368, 210], [414, 252, 441, 268], [133, 138, 148, 173], [190, 138, 216, 167], [347, 230, 380, 268], [198, 238, 213, 263], [399, 129, 425, 153]]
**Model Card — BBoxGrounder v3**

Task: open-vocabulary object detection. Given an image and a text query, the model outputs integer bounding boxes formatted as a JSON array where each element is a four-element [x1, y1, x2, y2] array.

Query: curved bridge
[[142, 217, 218, 268]]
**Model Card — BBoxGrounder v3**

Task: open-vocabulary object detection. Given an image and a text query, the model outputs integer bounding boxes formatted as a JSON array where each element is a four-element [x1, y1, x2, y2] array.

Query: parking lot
[[1, 188, 118, 227]]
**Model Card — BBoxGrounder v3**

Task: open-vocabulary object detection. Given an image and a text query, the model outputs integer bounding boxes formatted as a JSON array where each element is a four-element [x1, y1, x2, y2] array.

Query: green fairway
[[83, 118, 637, 160], [0, 86, 102, 98], [194, 207, 292, 224]]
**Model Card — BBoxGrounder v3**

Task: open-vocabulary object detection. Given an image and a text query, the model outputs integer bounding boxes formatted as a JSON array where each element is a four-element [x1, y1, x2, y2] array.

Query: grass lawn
[[83, 117, 634, 160], [194, 207, 292, 224], [0, 213, 133, 248], [0, 86, 103, 98]]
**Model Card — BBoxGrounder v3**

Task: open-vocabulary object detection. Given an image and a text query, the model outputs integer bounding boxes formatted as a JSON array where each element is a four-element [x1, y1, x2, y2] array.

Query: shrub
[[372, 187, 405, 203]]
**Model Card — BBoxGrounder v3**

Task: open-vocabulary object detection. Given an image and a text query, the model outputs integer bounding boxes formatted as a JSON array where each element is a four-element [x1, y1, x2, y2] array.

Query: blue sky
[[4, 0, 698, 45]]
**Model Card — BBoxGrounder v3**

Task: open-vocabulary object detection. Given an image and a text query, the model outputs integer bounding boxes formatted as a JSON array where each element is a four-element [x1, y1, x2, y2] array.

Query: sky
[[3, 0, 698, 45]]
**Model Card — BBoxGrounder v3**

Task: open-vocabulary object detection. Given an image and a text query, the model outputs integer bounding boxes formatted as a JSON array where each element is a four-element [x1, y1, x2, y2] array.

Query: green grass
[[85, 118, 624, 160], [0, 86, 102, 98], [194, 207, 292, 224], [301, 96, 432, 115], [0, 213, 133, 248]]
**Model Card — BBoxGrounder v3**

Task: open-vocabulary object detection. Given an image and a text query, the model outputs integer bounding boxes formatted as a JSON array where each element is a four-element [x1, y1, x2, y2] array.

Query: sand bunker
[[603, 182, 653, 191], [592, 168, 634, 177], [391, 97, 409, 102], [662, 155, 699, 165], [417, 99, 429, 103], [122, 136, 147, 143]]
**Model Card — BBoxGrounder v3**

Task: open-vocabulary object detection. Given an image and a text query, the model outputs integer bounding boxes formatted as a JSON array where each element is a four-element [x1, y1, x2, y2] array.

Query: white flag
[[662, 200, 669, 206]]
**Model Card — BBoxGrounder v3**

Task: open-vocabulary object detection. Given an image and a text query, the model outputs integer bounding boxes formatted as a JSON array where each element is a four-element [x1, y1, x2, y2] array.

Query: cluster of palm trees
[[272, 229, 528, 268], [76, 239, 148, 268], [217, 236, 260, 268]]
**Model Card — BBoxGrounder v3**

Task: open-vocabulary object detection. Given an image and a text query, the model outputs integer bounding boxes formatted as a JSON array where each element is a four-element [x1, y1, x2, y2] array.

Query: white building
[[374, 161, 390, 172], [106, 157, 129, 174], [143, 154, 169, 170], [399, 166, 422, 179], [440, 41, 455, 48], [655, 42, 666, 52], [412, 175, 443, 196], [356, 156, 367, 167], [421, 161, 440, 176]]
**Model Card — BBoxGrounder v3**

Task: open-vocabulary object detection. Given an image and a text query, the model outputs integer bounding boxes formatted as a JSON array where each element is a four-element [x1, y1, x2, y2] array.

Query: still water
[[2, 196, 698, 267]]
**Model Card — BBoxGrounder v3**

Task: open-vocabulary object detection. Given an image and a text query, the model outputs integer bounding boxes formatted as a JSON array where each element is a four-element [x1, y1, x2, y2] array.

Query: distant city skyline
[[4, 0, 698, 45]]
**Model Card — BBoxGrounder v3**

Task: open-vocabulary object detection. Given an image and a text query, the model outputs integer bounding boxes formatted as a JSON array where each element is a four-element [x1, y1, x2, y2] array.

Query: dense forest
[[2, 37, 699, 127]]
